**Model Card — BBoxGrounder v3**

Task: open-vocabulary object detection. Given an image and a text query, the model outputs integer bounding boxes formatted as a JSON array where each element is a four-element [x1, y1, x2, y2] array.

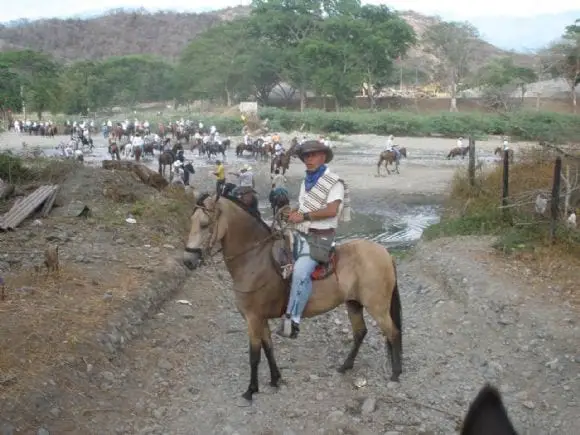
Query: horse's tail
[[389, 258, 402, 336]]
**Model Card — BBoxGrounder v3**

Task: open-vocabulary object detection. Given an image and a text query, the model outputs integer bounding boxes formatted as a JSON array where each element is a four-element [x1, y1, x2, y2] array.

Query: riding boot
[[276, 314, 300, 339]]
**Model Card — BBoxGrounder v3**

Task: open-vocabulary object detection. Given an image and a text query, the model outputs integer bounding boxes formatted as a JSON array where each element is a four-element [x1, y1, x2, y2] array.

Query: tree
[[356, 5, 416, 109], [178, 20, 252, 106], [423, 21, 480, 112], [547, 19, 580, 112], [475, 57, 537, 111], [0, 50, 61, 119], [249, 0, 328, 111], [0, 62, 22, 113]]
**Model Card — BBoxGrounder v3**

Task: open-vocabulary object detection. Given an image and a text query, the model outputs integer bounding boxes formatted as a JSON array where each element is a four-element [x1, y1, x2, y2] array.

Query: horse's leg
[[365, 281, 403, 382], [377, 158, 382, 176], [243, 316, 263, 401], [261, 322, 282, 387], [385, 161, 391, 175], [395, 159, 400, 174], [337, 300, 368, 373]]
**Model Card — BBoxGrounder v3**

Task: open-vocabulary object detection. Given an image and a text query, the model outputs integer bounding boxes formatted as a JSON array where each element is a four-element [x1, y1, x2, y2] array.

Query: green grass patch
[[173, 108, 580, 142]]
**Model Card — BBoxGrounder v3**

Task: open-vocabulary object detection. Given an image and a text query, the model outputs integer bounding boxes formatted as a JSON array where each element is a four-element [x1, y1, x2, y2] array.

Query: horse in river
[[108, 143, 120, 160], [270, 152, 291, 175], [447, 146, 469, 159], [134, 145, 142, 162], [205, 142, 226, 160], [460, 384, 519, 435], [377, 147, 407, 176], [494, 147, 514, 163], [158, 144, 181, 178], [183, 193, 403, 403]]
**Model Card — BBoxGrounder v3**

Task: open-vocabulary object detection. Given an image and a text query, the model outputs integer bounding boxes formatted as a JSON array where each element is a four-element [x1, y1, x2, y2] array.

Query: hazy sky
[[2, 0, 579, 22], [2, 1, 579, 50]]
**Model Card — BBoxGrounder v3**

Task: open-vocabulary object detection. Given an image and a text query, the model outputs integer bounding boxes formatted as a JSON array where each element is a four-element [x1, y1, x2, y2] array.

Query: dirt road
[[41, 236, 580, 435], [3, 131, 577, 434]]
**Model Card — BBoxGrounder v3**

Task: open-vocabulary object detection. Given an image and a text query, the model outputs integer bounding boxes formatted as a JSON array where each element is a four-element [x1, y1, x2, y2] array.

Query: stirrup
[[277, 315, 293, 338]]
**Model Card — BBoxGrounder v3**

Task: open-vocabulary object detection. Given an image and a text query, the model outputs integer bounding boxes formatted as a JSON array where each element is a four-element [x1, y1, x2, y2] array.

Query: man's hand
[[288, 210, 304, 224]]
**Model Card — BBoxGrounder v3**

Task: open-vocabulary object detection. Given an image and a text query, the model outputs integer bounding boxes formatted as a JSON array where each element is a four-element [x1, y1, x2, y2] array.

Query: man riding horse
[[385, 135, 401, 162], [277, 140, 350, 339]]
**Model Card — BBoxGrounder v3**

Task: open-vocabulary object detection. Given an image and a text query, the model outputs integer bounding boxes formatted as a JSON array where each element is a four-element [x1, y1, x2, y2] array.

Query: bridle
[[184, 197, 279, 264]]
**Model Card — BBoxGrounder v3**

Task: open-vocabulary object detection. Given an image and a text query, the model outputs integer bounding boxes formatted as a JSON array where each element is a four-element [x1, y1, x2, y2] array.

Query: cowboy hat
[[242, 164, 252, 171], [297, 140, 334, 163]]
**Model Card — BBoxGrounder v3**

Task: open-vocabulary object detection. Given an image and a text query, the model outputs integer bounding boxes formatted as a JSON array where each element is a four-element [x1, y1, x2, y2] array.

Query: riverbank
[[144, 108, 580, 141]]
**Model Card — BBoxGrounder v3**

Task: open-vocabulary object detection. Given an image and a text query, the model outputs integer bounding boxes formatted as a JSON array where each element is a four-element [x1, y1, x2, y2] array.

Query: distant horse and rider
[[377, 147, 407, 175]]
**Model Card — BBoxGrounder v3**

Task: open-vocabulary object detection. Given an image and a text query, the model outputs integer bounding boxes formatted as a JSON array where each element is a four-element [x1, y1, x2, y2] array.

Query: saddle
[[271, 230, 337, 281]]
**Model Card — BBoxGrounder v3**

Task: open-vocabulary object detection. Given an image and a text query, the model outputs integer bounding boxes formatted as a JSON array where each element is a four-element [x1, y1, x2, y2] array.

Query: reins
[[195, 201, 280, 264]]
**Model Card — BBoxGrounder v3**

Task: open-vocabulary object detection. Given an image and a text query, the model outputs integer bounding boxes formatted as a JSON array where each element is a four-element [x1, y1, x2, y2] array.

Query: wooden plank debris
[[0, 185, 59, 230], [40, 186, 60, 217]]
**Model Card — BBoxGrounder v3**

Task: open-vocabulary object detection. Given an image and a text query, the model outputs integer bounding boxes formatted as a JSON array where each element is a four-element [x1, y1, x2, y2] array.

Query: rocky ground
[[1, 131, 578, 434]]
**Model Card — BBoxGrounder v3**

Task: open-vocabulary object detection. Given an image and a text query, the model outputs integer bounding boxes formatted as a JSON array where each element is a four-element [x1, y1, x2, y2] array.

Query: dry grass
[[0, 264, 143, 402], [426, 146, 580, 293]]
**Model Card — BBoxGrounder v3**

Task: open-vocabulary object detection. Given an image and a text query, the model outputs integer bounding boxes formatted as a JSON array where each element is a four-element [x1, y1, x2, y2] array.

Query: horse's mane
[[195, 191, 271, 233], [222, 195, 272, 234]]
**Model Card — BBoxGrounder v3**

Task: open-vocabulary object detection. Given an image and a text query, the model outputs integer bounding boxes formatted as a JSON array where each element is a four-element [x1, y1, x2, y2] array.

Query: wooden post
[[550, 157, 562, 243], [468, 136, 476, 187], [502, 150, 510, 216], [44, 244, 60, 274]]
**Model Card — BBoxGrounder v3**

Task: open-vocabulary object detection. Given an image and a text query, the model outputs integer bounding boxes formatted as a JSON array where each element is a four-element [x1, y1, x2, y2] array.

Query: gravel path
[[4, 131, 577, 434], [49, 236, 579, 435]]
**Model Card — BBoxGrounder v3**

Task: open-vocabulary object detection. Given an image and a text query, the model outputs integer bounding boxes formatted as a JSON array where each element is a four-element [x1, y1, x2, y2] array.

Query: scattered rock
[[157, 359, 173, 371], [101, 371, 115, 382], [361, 397, 377, 416], [0, 422, 15, 435]]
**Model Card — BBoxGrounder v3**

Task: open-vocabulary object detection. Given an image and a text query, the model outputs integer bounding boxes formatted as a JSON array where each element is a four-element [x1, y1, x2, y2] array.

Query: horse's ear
[[460, 385, 518, 435]]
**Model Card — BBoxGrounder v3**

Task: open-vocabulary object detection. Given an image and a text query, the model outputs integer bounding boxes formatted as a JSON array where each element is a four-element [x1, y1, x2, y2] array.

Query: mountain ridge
[[0, 6, 533, 70]]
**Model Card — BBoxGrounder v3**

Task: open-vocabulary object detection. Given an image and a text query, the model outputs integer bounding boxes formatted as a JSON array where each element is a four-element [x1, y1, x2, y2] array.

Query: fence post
[[550, 157, 562, 243], [502, 150, 510, 217], [468, 136, 476, 187]]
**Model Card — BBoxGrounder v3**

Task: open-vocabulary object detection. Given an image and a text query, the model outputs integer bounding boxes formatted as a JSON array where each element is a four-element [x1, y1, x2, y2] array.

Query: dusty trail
[[66, 237, 580, 435], [2, 131, 578, 434]]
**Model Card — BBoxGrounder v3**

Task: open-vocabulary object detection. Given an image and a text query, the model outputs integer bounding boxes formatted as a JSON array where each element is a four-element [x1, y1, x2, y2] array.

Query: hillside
[[0, 7, 532, 68]]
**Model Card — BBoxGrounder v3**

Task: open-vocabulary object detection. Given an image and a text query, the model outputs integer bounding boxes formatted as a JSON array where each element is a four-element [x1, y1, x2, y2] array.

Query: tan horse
[[494, 147, 514, 163], [447, 146, 469, 159], [377, 147, 407, 175], [183, 193, 403, 403]]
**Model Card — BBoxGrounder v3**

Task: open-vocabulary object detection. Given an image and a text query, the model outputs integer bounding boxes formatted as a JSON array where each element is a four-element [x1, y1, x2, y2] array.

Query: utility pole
[[399, 62, 403, 91], [20, 84, 26, 121]]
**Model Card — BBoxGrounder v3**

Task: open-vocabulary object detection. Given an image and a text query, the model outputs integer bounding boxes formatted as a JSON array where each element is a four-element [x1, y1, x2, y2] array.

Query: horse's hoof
[[270, 377, 285, 388], [337, 363, 353, 374], [390, 373, 401, 382], [236, 395, 253, 407]]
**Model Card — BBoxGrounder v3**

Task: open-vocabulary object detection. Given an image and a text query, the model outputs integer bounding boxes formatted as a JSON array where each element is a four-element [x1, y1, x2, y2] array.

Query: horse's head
[[183, 192, 215, 269], [183, 193, 271, 270]]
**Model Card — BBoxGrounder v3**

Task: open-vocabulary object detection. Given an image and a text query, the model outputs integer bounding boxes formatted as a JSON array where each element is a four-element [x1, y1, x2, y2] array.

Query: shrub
[[425, 148, 580, 257], [200, 108, 580, 141]]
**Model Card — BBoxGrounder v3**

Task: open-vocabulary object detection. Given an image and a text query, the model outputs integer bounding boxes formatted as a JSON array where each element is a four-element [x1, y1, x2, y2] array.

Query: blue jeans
[[287, 235, 318, 324]]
